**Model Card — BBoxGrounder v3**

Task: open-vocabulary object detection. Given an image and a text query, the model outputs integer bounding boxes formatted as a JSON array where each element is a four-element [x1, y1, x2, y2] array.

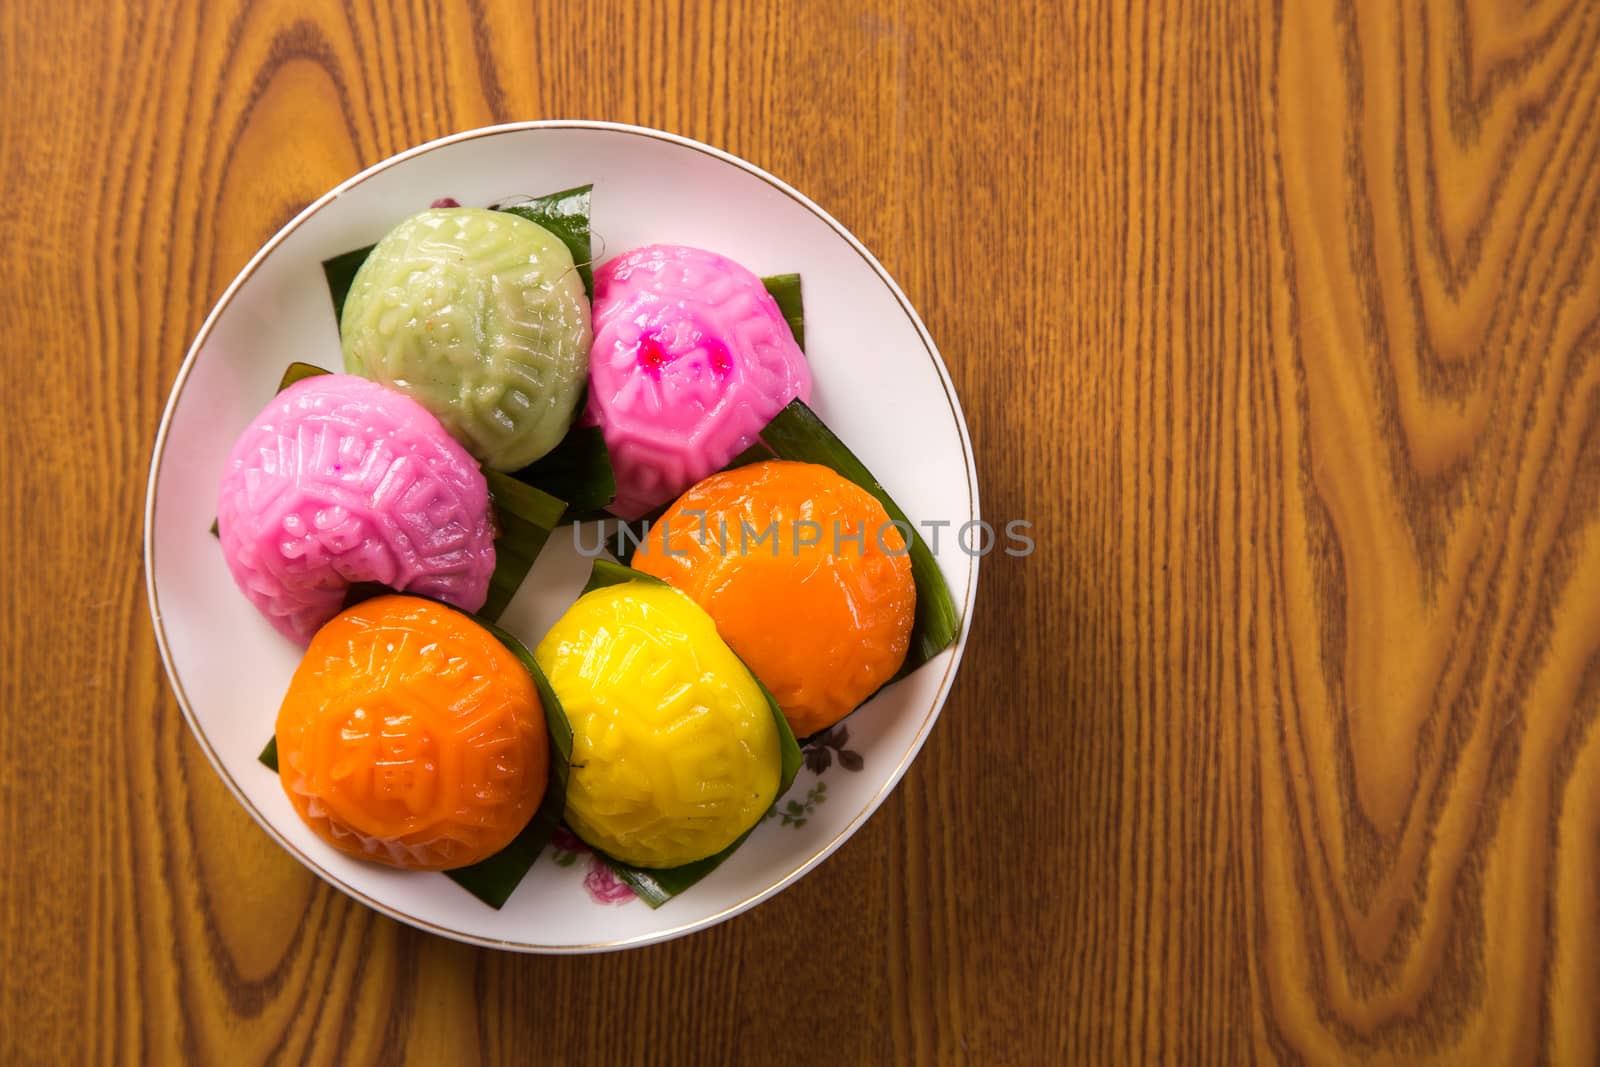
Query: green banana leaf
[[480, 469, 566, 619], [761, 272, 804, 350]]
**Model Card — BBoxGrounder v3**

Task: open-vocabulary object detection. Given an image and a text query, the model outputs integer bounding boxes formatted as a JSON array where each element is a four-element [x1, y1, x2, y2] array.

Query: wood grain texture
[[2, 0, 1598, 1063]]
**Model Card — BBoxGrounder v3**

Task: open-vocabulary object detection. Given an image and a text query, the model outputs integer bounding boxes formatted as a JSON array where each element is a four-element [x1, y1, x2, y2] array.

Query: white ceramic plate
[[145, 121, 979, 952]]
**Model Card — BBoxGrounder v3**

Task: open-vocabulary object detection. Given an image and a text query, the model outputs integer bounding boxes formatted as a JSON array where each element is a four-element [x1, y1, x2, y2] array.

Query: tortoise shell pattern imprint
[[535, 581, 782, 869], [341, 208, 593, 471], [586, 244, 812, 519], [217, 375, 495, 644], [276, 596, 547, 871]]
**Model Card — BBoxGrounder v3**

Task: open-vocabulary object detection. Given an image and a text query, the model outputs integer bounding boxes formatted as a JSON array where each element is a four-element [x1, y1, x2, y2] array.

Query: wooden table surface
[[4, 1, 1598, 1063]]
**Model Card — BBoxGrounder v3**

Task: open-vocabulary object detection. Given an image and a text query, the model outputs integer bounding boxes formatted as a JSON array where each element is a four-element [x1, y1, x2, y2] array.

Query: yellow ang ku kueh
[[535, 581, 782, 869]]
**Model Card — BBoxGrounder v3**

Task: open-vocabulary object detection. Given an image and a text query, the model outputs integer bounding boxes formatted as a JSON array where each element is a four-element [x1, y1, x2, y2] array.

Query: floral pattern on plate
[[550, 827, 637, 905]]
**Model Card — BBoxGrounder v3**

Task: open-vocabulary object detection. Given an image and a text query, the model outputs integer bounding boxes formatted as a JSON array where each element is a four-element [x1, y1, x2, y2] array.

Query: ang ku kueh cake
[[275, 596, 548, 871], [340, 208, 593, 471], [216, 374, 495, 644], [586, 244, 812, 519], [535, 580, 782, 868]]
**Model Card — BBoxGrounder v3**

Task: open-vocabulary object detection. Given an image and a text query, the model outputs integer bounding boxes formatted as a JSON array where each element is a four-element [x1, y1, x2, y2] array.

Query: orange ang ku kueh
[[274, 595, 548, 871], [634, 460, 917, 738]]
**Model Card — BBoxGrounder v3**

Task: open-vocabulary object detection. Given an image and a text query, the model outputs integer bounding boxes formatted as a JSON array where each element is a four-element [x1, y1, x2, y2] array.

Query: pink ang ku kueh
[[216, 374, 496, 643], [585, 244, 812, 520]]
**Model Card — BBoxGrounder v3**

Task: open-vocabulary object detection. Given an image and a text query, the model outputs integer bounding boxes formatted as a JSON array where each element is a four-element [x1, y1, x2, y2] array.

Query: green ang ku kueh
[[340, 207, 593, 472]]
